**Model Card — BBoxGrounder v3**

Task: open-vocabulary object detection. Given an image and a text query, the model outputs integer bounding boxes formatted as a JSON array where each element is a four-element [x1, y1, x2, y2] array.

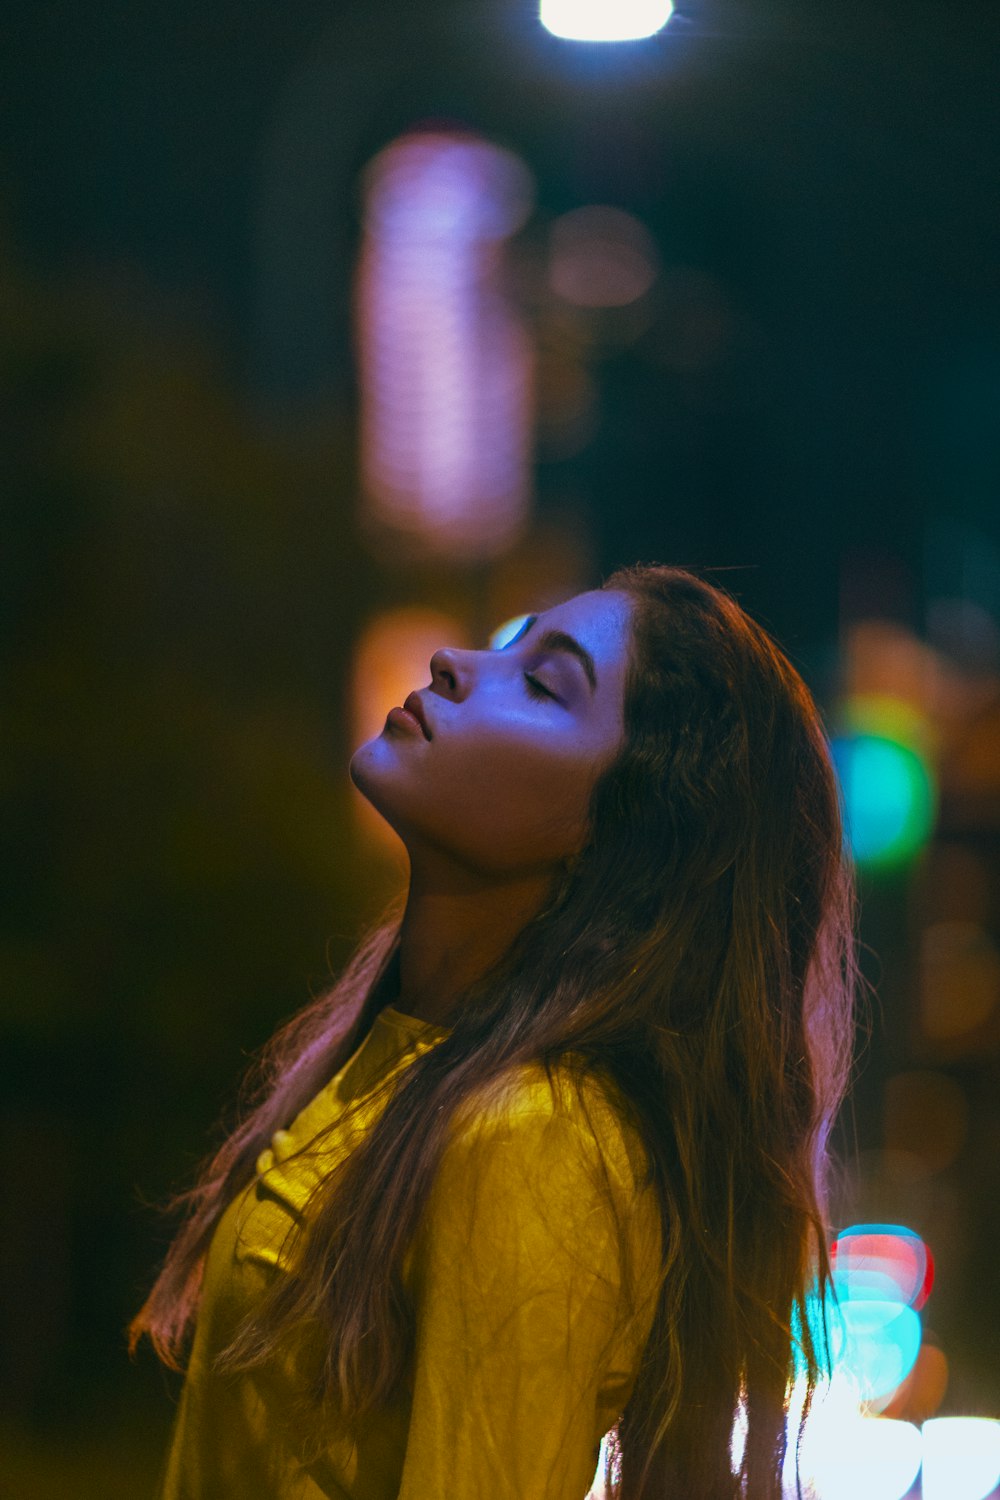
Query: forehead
[[544, 589, 632, 646], [540, 589, 634, 685]]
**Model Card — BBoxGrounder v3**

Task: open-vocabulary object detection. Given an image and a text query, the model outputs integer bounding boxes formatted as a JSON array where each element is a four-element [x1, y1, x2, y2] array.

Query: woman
[[131, 563, 857, 1500]]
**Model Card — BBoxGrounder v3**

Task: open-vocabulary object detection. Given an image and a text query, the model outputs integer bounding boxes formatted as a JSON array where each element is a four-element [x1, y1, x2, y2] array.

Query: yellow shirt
[[159, 1004, 662, 1499]]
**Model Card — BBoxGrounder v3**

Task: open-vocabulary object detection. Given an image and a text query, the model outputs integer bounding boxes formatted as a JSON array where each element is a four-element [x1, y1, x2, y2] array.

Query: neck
[[390, 858, 556, 1027]]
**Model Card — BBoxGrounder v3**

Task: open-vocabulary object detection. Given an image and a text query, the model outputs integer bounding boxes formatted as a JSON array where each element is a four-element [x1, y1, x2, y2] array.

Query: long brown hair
[[131, 564, 859, 1499]]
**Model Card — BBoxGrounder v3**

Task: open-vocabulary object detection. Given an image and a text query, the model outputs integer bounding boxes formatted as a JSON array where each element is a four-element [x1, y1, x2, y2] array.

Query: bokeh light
[[793, 1224, 933, 1417], [354, 128, 536, 562], [881, 1341, 950, 1424], [540, 0, 674, 43], [548, 206, 659, 309], [921, 1417, 1000, 1500], [831, 734, 934, 867], [831, 1225, 934, 1313], [488, 612, 535, 652], [831, 695, 936, 868], [837, 1299, 923, 1406], [793, 1406, 922, 1500]]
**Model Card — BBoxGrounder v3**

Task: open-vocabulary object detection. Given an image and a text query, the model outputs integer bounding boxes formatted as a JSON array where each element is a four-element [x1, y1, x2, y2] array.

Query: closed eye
[[524, 672, 556, 700]]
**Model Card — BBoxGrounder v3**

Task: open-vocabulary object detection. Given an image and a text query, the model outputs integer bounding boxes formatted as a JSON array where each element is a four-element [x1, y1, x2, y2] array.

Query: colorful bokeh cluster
[[768, 1224, 1000, 1500], [827, 1223, 932, 1407]]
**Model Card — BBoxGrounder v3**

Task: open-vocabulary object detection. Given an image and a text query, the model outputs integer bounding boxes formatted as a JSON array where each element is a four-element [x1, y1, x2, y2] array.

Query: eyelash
[[524, 673, 555, 700]]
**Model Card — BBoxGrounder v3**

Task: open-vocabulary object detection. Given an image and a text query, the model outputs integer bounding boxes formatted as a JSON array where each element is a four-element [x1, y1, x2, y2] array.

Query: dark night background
[[2, 1, 999, 1494]]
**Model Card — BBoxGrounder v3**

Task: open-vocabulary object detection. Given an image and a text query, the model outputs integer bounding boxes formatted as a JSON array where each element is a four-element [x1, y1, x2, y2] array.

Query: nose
[[430, 646, 463, 697]]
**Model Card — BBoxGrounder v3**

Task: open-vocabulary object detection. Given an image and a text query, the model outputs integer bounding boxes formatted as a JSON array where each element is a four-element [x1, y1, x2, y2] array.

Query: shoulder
[[411, 1057, 663, 1316], [398, 1062, 665, 1332], [443, 1057, 656, 1216]]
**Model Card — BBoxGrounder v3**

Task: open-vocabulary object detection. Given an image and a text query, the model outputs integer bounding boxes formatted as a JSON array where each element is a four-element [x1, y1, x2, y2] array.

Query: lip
[[402, 691, 432, 740], [386, 706, 426, 738]]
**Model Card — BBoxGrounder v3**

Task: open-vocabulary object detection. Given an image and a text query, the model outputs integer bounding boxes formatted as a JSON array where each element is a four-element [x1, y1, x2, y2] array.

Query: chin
[[347, 747, 381, 800]]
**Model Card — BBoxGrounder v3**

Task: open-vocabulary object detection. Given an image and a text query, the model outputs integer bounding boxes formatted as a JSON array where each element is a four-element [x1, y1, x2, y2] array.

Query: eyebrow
[[509, 614, 598, 696]]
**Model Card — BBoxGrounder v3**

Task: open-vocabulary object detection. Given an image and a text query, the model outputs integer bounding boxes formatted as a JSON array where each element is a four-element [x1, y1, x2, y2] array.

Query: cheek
[[484, 739, 593, 804], [432, 736, 597, 859]]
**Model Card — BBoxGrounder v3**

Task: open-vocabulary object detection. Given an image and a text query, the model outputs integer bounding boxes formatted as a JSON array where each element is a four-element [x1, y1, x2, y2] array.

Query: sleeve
[[398, 1094, 632, 1500]]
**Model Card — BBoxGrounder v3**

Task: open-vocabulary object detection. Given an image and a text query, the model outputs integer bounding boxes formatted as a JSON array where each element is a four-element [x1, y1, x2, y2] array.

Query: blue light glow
[[836, 1299, 923, 1402]]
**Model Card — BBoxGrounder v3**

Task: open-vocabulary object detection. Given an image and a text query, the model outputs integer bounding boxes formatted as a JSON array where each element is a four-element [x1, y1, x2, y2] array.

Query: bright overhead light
[[540, 0, 674, 43]]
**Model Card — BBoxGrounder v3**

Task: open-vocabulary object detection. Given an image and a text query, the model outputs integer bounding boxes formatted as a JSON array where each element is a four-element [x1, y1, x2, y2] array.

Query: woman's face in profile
[[350, 588, 634, 876]]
